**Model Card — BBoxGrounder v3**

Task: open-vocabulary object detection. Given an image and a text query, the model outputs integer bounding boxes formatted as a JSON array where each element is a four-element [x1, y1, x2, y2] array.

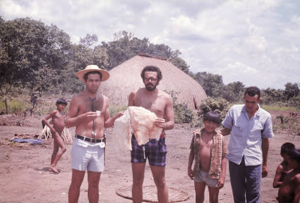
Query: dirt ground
[[0, 112, 299, 203]]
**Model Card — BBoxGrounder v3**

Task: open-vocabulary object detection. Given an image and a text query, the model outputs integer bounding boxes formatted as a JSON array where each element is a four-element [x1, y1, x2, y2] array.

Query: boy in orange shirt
[[42, 98, 67, 173], [188, 111, 228, 203]]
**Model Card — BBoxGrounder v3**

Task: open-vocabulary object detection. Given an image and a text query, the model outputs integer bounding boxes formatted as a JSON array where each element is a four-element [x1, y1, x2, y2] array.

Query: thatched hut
[[99, 54, 207, 110]]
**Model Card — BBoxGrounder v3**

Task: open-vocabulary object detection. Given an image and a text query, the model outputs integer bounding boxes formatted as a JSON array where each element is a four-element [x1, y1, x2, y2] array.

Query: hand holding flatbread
[[113, 106, 163, 151]]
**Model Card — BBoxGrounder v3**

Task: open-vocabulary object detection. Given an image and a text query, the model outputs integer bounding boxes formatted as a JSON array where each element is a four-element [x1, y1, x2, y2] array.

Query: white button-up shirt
[[222, 104, 274, 166]]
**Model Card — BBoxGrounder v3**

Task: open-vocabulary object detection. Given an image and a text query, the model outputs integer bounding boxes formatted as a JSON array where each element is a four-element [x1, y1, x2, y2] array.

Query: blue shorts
[[194, 169, 218, 187], [71, 138, 105, 172], [131, 134, 167, 167]]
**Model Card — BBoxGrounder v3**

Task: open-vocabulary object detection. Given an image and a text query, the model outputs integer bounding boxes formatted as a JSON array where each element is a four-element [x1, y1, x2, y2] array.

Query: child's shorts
[[131, 134, 167, 167], [194, 169, 218, 187], [71, 137, 105, 172]]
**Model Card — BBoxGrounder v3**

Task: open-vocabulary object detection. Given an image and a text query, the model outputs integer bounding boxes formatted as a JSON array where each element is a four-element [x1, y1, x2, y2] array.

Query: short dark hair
[[141, 65, 162, 81], [287, 149, 300, 163], [83, 71, 102, 81], [203, 111, 221, 125], [56, 98, 67, 106], [281, 142, 295, 155], [244, 86, 261, 99]]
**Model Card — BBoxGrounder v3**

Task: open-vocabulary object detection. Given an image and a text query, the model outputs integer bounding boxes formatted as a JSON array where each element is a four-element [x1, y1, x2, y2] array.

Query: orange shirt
[[190, 128, 228, 179]]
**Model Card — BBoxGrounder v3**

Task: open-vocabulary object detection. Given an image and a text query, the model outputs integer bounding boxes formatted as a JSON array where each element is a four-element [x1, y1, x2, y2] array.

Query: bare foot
[[49, 166, 59, 174]]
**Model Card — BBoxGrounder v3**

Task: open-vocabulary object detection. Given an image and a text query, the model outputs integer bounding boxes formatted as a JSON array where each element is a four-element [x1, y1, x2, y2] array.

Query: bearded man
[[128, 65, 174, 203]]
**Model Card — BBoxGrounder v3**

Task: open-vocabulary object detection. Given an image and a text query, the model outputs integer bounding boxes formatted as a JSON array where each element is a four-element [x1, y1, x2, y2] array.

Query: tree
[[101, 31, 144, 70], [79, 34, 98, 47], [222, 81, 245, 102], [261, 88, 284, 104], [284, 82, 299, 100], [193, 72, 224, 98], [0, 17, 71, 112], [101, 30, 190, 73]]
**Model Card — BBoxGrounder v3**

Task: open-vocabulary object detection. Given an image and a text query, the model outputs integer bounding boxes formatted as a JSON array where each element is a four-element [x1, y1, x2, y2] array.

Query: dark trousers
[[229, 157, 261, 203]]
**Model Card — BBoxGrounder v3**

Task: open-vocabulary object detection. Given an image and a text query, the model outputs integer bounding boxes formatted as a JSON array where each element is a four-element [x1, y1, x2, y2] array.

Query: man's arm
[[154, 95, 174, 130], [221, 128, 231, 136], [104, 98, 124, 128], [262, 137, 270, 178], [128, 91, 135, 106]]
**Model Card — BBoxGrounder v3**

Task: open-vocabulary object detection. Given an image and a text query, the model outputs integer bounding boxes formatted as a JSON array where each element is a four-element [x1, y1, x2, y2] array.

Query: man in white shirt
[[221, 86, 274, 203]]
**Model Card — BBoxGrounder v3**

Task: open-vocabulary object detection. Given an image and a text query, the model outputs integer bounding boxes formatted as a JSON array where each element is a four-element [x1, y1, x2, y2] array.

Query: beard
[[145, 83, 157, 91]]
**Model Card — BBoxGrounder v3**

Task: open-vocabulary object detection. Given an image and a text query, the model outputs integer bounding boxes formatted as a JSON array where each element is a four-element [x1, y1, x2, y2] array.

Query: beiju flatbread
[[113, 106, 163, 151]]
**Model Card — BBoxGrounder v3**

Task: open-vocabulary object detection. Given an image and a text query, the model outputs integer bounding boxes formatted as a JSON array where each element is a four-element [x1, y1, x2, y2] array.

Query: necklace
[[85, 90, 97, 137]]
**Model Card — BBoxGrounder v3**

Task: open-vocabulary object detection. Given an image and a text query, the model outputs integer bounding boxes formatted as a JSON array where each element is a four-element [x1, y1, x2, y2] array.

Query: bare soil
[[0, 112, 299, 203]]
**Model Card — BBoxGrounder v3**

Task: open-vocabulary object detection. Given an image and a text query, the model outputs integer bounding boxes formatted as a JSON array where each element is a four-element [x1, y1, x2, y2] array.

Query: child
[[42, 98, 67, 173], [273, 142, 295, 188], [188, 111, 228, 203], [277, 148, 300, 203]]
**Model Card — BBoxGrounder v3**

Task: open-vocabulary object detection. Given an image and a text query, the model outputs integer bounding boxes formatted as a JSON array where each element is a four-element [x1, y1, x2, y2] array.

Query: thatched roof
[[99, 54, 207, 110]]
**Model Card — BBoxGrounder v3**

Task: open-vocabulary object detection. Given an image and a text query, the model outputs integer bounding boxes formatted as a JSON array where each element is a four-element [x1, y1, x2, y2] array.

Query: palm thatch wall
[[99, 54, 207, 110]]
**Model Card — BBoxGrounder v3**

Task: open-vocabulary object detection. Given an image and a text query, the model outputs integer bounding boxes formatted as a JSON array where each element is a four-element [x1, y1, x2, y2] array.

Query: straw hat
[[76, 65, 110, 82]]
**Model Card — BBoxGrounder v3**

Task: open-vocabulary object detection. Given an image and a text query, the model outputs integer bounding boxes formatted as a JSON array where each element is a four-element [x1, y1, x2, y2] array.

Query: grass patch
[[0, 98, 31, 114], [262, 105, 299, 112]]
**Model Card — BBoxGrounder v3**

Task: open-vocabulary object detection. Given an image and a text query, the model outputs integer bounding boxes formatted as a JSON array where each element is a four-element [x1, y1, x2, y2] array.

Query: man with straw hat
[[65, 65, 123, 203]]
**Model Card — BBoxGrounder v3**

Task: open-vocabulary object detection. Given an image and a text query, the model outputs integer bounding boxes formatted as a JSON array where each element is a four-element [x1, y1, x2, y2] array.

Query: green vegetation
[[262, 105, 300, 112], [109, 104, 127, 117], [0, 97, 30, 114]]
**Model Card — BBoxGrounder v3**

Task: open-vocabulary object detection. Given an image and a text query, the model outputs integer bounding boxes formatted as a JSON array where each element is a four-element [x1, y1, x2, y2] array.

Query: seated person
[[277, 148, 300, 203], [273, 142, 295, 188]]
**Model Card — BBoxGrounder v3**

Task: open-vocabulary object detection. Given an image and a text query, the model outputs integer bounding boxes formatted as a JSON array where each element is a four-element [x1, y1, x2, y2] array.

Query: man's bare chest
[[134, 99, 165, 116], [81, 97, 104, 112]]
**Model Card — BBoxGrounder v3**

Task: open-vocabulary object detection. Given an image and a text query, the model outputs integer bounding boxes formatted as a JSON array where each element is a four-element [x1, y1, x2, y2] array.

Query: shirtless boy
[[65, 65, 123, 203], [273, 142, 295, 188], [188, 111, 228, 203], [128, 65, 174, 203], [277, 148, 300, 203], [42, 98, 67, 173]]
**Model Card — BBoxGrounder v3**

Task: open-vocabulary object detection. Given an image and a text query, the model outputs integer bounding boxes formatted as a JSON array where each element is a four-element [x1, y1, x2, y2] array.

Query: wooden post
[[4, 98, 9, 114]]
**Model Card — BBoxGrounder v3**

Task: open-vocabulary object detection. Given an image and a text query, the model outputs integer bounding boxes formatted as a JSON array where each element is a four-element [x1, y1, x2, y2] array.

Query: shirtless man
[[277, 149, 300, 203], [128, 65, 174, 203], [65, 65, 123, 203]]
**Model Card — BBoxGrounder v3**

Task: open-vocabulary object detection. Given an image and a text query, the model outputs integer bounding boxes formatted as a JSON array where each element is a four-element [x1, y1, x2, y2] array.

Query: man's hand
[[154, 118, 166, 128], [262, 165, 268, 178], [86, 111, 101, 119], [115, 111, 124, 118]]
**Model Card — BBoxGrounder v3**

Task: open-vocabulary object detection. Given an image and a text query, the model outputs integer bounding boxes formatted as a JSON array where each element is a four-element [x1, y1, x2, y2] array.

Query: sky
[[1, 0, 299, 90]]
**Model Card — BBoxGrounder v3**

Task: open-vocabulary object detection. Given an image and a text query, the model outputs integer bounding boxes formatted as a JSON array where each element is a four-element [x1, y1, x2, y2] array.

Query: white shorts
[[194, 169, 218, 187], [71, 138, 105, 172]]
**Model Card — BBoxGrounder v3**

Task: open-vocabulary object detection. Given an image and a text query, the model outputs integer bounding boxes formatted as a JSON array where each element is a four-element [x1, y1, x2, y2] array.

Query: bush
[[109, 104, 127, 117], [166, 90, 194, 123], [174, 103, 193, 123], [197, 97, 230, 121]]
